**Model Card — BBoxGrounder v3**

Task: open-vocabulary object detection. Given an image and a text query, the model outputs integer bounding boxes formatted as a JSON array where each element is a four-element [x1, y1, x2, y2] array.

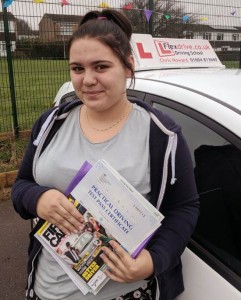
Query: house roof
[[162, 23, 241, 33], [197, 24, 241, 32], [40, 13, 82, 24]]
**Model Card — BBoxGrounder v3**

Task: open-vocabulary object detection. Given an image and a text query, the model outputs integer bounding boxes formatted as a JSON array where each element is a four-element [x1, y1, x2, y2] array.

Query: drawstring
[[33, 107, 59, 146], [33, 109, 70, 147], [149, 112, 178, 210], [170, 133, 177, 185], [150, 112, 178, 185]]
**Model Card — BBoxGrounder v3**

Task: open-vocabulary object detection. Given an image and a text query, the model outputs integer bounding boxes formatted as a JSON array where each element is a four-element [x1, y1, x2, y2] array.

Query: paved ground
[[0, 197, 29, 300]]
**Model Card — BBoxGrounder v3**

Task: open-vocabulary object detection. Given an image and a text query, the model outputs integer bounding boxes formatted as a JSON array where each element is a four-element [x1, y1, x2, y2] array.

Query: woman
[[12, 9, 199, 300]]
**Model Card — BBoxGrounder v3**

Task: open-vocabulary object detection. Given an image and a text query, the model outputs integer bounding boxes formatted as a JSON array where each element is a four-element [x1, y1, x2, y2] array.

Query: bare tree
[[15, 18, 32, 35], [122, 0, 198, 38]]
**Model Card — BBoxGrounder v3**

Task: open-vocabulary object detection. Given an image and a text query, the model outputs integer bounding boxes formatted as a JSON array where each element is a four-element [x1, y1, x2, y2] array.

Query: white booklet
[[35, 159, 164, 295]]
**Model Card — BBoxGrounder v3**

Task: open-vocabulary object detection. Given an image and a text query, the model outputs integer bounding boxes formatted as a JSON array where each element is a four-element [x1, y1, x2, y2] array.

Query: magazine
[[35, 159, 164, 295]]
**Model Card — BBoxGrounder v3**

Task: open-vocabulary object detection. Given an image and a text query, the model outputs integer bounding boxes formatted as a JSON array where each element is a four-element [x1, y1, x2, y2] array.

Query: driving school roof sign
[[131, 34, 225, 70]]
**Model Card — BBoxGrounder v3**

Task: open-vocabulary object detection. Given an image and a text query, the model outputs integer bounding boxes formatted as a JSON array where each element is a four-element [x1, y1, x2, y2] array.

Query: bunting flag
[[200, 17, 208, 21], [182, 15, 190, 22], [164, 14, 171, 20], [231, 10, 236, 16], [60, 0, 69, 6], [33, 0, 44, 3], [3, 0, 14, 8], [144, 9, 153, 23], [123, 3, 133, 10], [98, 1, 109, 8]]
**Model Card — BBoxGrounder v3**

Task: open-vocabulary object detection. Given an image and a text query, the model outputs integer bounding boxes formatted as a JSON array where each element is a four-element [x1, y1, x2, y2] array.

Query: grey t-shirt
[[34, 104, 151, 300]]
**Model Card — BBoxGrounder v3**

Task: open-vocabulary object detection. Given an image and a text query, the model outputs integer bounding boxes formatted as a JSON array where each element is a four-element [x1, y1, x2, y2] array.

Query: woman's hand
[[101, 240, 154, 282], [36, 189, 84, 235]]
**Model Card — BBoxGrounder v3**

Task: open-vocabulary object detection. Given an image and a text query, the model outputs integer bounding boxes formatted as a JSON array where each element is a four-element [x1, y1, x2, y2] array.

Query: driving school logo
[[155, 41, 175, 57]]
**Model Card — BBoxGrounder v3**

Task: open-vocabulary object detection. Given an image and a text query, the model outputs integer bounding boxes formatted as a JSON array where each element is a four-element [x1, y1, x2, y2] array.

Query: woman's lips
[[84, 91, 102, 95]]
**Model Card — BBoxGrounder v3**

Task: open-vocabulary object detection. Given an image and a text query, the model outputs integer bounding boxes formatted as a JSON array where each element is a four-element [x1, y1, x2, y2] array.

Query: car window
[[127, 90, 241, 284], [152, 104, 228, 167], [152, 100, 241, 275]]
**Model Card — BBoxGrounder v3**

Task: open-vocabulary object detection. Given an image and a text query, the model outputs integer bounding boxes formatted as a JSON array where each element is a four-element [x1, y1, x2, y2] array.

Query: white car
[[53, 36, 241, 300]]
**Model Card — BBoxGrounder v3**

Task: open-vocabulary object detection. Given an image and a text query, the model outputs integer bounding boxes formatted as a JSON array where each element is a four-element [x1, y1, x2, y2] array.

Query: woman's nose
[[83, 70, 97, 86]]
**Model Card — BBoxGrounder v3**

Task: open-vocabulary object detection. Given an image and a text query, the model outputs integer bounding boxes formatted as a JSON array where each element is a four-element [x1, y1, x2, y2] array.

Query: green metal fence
[[1, 0, 241, 135]]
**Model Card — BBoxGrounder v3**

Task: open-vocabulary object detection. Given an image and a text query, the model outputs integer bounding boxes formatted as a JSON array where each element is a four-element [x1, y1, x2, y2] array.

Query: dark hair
[[68, 9, 135, 83]]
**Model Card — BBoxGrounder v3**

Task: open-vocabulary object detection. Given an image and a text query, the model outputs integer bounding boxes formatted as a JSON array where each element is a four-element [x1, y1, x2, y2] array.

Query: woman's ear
[[126, 55, 135, 78]]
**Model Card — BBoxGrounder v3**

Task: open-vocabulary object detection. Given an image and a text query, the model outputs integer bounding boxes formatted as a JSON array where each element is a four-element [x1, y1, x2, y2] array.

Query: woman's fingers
[[60, 197, 84, 221], [36, 189, 84, 234], [51, 205, 82, 235], [100, 240, 154, 282], [101, 250, 126, 282], [100, 240, 136, 282]]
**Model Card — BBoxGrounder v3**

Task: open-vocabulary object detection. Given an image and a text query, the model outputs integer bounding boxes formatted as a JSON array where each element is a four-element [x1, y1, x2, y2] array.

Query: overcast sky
[[1, 0, 241, 30]]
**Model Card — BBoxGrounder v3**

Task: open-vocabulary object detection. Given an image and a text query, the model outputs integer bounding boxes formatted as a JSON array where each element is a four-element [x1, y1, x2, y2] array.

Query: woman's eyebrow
[[92, 60, 112, 64], [69, 60, 113, 67], [69, 62, 82, 66]]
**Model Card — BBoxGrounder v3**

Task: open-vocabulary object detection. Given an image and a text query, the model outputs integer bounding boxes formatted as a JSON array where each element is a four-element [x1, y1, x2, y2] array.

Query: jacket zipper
[[27, 247, 42, 293]]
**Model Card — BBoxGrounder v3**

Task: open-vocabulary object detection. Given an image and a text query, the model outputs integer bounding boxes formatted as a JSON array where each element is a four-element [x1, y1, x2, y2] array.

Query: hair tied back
[[97, 16, 107, 20]]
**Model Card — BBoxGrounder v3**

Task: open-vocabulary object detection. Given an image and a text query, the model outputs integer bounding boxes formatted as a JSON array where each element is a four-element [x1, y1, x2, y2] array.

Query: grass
[[0, 59, 70, 133], [223, 61, 240, 68], [0, 134, 30, 173], [0, 133, 30, 202]]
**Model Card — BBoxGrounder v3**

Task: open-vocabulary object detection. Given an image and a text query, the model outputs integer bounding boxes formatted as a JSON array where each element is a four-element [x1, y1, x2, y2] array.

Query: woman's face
[[69, 38, 133, 112]]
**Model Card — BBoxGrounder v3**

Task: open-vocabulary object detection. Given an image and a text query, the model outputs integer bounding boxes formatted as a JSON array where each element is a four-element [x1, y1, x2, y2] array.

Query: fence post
[[149, 0, 154, 35], [239, 41, 241, 69], [1, 1, 19, 137]]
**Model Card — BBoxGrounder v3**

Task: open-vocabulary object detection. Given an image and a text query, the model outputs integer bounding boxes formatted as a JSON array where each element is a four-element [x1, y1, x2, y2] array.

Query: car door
[[127, 88, 241, 300]]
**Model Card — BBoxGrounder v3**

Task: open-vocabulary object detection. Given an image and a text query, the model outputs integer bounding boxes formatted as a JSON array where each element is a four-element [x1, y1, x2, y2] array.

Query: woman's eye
[[96, 65, 108, 71], [71, 66, 84, 73]]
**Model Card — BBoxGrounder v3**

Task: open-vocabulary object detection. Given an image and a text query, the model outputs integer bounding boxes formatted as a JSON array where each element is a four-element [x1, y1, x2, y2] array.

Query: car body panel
[[134, 68, 241, 111], [176, 248, 241, 300], [131, 69, 241, 139]]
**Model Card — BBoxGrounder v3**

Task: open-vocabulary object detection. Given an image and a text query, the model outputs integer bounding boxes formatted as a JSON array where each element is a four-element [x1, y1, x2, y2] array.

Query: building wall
[[39, 17, 56, 42], [0, 20, 16, 57]]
